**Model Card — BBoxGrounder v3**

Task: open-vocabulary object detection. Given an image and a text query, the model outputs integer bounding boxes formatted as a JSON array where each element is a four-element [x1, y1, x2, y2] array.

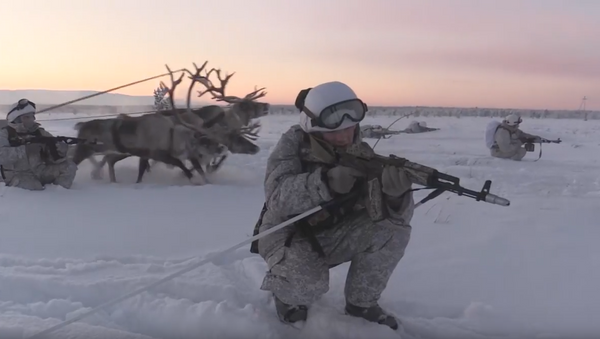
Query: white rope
[[371, 112, 415, 150], [25, 204, 324, 339], [36, 110, 156, 122]]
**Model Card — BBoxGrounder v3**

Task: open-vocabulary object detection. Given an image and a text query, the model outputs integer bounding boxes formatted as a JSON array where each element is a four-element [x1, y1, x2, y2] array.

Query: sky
[[0, 0, 598, 110]]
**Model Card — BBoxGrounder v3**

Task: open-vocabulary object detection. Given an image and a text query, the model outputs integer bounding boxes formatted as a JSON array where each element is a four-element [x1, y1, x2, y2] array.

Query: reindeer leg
[[189, 158, 208, 184], [106, 154, 131, 183], [167, 158, 194, 180], [72, 144, 95, 165], [89, 156, 104, 180], [206, 154, 227, 174], [108, 160, 117, 183], [137, 158, 151, 183], [151, 153, 195, 181]]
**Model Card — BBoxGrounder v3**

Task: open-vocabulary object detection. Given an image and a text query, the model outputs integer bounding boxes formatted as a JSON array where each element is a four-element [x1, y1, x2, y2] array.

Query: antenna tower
[[578, 96, 587, 111], [579, 96, 588, 121]]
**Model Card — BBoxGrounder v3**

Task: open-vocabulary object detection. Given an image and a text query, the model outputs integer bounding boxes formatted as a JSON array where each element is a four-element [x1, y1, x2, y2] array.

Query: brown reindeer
[[92, 61, 268, 181], [71, 62, 224, 184]]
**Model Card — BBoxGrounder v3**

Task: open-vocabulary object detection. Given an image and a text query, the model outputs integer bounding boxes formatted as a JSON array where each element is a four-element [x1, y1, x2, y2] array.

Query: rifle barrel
[[484, 193, 511, 206]]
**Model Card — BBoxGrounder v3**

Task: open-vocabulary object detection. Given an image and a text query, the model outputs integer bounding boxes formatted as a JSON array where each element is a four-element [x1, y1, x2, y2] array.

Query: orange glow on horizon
[[1, 1, 598, 110]]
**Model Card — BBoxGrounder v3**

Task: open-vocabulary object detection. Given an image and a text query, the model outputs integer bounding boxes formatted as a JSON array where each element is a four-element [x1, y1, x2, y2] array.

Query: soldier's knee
[[63, 159, 78, 175], [370, 224, 411, 258], [261, 246, 329, 305], [512, 148, 527, 161], [52, 160, 78, 189]]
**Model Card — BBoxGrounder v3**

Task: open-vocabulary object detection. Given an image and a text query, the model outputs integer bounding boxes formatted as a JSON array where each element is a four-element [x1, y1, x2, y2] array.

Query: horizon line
[[0, 89, 592, 113], [0, 102, 595, 114]]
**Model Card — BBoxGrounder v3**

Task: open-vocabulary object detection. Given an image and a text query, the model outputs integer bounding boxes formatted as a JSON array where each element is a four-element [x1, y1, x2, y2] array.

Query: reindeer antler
[[239, 120, 261, 141], [197, 68, 238, 103], [243, 86, 267, 101], [184, 61, 210, 113], [160, 62, 220, 142], [196, 68, 267, 104], [159, 65, 185, 110]]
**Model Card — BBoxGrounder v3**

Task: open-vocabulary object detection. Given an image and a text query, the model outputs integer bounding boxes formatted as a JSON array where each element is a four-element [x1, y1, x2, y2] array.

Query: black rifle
[[14, 135, 101, 161], [525, 137, 562, 144], [332, 142, 510, 221], [522, 137, 561, 160]]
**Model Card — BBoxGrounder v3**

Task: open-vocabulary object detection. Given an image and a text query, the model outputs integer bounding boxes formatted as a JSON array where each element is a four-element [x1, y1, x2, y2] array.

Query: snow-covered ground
[[1, 113, 599, 339]]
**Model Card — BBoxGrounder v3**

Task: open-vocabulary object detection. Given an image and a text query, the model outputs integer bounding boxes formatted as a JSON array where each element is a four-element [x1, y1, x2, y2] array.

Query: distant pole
[[579, 96, 587, 121]]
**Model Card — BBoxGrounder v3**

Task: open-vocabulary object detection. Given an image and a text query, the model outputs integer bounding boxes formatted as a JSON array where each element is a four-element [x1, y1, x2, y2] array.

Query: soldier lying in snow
[[488, 114, 544, 161], [253, 81, 413, 330], [360, 121, 439, 139], [403, 120, 439, 134], [0, 99, 77, 190], [360, 124, 400, 139]]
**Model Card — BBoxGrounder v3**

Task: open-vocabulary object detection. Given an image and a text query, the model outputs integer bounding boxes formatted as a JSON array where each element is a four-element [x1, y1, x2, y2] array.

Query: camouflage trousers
[[4, 159, 78, 190], [260, 212, 412, 307]]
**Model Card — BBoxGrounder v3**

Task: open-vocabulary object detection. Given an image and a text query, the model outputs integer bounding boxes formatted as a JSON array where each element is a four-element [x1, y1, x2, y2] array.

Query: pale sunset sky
[[1, 0, 598, 110]]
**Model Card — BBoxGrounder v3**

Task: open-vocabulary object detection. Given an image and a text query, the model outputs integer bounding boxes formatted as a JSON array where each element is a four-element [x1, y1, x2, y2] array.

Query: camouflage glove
[[381, 165, 411, 197], [326, 166, 364, 194], [56, 142, 69, 157]]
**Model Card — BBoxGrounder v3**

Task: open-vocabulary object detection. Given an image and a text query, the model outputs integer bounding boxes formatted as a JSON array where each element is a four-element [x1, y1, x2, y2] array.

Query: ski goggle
[[8, 98, 36, 115], [302, 99, 368, 130]]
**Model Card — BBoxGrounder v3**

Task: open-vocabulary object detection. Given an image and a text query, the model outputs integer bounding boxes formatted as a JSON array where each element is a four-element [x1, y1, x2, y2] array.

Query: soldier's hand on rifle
[[381, 165, 411, 197], [326, 166, 365, 194], [54, 142, 69, 160]]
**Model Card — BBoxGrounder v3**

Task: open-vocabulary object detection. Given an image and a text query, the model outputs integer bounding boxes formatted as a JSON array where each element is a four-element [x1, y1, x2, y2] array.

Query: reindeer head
[[201, 111, 261, 155], [159, 61, 263, 156], [195, 68, 270, 127], [225, 88, 270, 125]]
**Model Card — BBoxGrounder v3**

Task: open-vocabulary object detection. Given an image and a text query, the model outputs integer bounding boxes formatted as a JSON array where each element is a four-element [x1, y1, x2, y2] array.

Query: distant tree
[[153, 85, 172, 111]]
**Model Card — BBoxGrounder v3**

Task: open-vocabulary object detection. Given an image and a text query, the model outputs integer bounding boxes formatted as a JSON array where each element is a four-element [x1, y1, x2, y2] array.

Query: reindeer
[[76, 61, 269, 183], [71, 62, 225, 184], [193, 67, 270, 129], [98, 62, 268, 180], [153, 64, 268, 173]]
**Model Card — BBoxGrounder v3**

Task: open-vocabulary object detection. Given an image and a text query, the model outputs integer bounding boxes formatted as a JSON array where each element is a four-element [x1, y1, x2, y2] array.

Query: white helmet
[[7, 99, 36, 123], [504, 114, 522, 127], [419, 121, 427, 127], [298, 81, 367, 133]]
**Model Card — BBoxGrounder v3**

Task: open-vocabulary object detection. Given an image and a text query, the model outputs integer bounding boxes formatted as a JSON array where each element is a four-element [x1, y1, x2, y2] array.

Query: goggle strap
[[7, 99, 36, 115]]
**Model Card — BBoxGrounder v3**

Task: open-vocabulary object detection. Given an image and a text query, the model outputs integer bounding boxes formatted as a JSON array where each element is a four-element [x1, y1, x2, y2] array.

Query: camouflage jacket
[[494, 124, 540, 153], [255, 124, 414, 257], [0, 124, 68, 181]]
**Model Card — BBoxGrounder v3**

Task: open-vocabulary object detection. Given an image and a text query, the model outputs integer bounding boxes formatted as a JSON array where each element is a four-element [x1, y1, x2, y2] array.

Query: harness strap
[[533, 140, 543, 161], [168, 128, 174, 155], [111, 121, 127, 154], [250, 203, 268, 254]]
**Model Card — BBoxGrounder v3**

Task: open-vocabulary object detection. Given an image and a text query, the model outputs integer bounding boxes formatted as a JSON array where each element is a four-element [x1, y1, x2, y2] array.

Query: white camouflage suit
[[403, 120, 438, 134], [256, 81, 414, 328], [0, 100, 77, 190], [491, 114, 541, 161]]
